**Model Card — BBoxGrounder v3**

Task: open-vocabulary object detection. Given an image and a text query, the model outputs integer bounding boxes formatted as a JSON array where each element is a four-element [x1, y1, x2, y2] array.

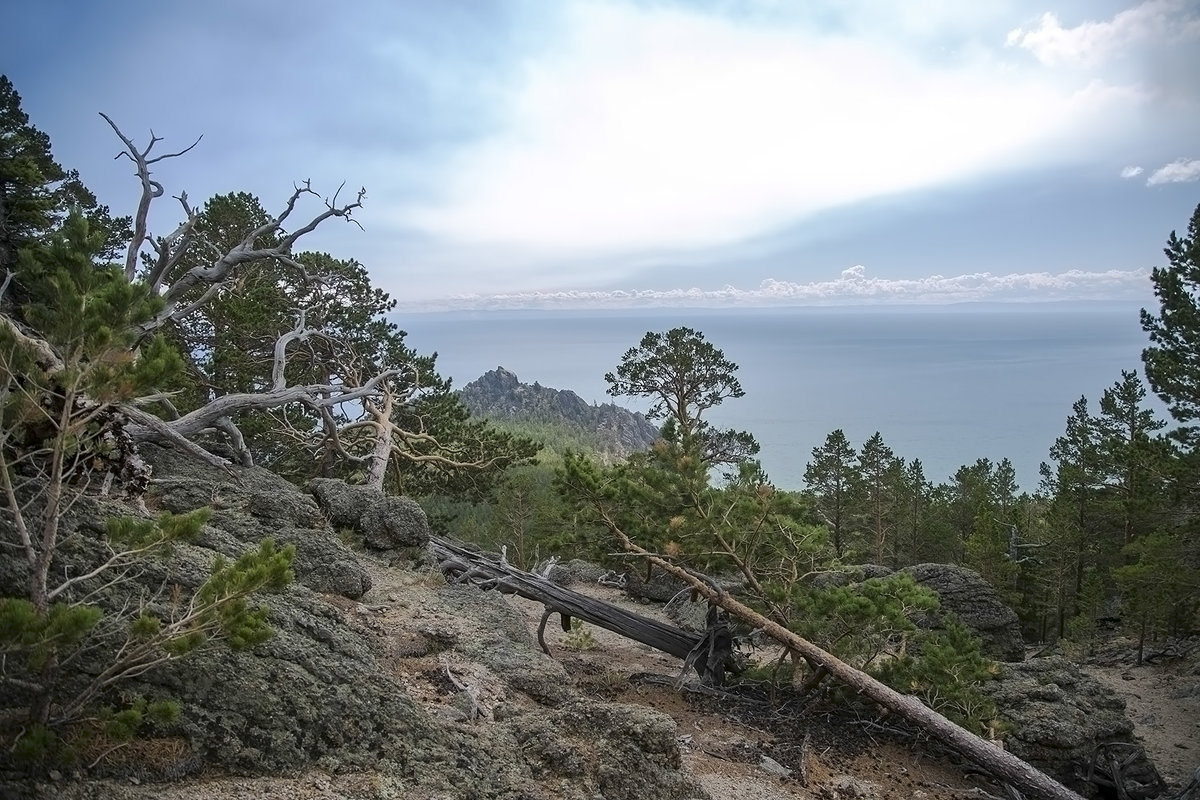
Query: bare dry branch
[[100, 113, 202, 281]]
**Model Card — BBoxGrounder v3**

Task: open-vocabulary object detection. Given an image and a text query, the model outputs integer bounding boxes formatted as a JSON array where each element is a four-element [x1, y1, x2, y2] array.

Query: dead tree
[[602, 527, 1088, 800], [429, 537, 735, 684]]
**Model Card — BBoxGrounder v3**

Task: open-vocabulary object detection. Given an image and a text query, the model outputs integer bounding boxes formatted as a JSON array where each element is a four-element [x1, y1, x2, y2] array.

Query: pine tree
[[605, 327, 758, 467], [803, 429, 858, 558], [854, 432, 904, 565], [1142, 202, 1200, 441], [1040, 397, 1105, 637], [0, 213, 294, 750], [0, 75, 126, 275], [1096, 370, 1169, 546]]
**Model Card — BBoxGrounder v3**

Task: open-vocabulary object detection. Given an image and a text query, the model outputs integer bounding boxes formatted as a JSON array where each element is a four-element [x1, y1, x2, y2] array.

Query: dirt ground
[[1084, 655, 1200, 789], [37, 563, 1197, 800], [502, 582, 1004, 800]]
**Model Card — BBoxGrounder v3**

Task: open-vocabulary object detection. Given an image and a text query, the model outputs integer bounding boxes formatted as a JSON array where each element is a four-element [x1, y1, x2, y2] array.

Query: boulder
[[542, 558, 610, 587], [141, 443, 371, 600], [903, 563, 1025, 662], [985, 656, 1164, 796], [306, 477, 383, 531], [505, 700, 707, 800], [626, 567, 742, 603], [359, 494, 431, 550]]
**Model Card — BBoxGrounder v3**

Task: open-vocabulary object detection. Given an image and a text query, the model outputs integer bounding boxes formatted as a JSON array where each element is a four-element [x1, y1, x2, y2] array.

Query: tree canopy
[[605, 326, 758, 467]]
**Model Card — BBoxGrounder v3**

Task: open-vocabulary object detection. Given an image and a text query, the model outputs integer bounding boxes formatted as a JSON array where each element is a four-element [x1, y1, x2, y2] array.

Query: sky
[[6, 0, 1200, 309]]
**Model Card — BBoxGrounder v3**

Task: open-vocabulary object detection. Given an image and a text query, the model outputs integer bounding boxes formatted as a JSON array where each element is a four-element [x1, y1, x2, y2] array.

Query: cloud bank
[[1006, 0, 1200, 67], [403, 266, 1153, 311], [1146, 158, 1200, 185], [400, 1, 1153, 256]]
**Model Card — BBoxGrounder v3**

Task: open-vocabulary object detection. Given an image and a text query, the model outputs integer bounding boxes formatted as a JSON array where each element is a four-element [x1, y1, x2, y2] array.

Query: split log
[[429, 537, 734, 683]]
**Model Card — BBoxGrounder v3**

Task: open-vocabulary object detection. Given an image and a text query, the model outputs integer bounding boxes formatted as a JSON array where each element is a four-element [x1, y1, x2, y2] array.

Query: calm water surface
[[399, 307, 1158, 490]]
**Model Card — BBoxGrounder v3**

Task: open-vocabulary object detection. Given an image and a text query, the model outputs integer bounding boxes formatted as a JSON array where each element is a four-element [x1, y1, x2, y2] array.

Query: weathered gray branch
[[100, 115, 364, 334], [100, 113, 202, 282], [127, 369, 400, 445]]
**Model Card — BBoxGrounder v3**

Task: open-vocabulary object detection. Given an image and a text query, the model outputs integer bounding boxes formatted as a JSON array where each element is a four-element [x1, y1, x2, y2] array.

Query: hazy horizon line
[[394, 267, 1155, 312]]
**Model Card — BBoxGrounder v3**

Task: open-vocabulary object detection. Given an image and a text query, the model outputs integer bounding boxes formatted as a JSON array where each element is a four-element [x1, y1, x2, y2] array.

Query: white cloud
[[1146, 158, 1200, 185], [841, 264, 867, 279], [405, 266, 1152, 310], [1120, 165, 1144, 178], [1006, 0, 1200, 67], [400, 2, 1143, 255]]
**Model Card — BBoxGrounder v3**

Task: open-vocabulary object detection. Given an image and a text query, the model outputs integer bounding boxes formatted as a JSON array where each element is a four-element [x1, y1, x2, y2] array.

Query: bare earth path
[[1084, 654, 1200, 790]]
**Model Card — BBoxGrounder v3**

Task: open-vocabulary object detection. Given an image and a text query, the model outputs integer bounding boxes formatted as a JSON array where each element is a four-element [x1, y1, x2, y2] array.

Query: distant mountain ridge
[[459, 367, 659, 460]]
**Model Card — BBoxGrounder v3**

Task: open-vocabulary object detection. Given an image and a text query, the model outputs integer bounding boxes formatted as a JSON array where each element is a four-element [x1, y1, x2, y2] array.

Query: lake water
[[398, 305, 1162, 491]]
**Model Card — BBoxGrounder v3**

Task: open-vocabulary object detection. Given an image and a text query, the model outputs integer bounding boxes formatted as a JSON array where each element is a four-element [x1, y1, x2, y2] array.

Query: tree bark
[[429, 538, 731, 680]]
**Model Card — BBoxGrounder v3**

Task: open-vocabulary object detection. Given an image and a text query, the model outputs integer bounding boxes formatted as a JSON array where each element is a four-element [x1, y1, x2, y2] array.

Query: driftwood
[[429, 538, 735, 684]]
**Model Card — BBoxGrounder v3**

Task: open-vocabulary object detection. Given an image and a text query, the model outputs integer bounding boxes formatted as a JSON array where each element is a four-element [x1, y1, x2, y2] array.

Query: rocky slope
[[1, 446, 1184, 799], [459, 367, 659, 459]]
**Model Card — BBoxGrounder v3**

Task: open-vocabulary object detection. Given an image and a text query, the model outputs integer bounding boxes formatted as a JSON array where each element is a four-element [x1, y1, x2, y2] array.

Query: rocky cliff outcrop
[[460, 367, 659, 460], [901, 563, 1026, 662], [806, 563, 1025, 662], [1, 447, 705, 800]]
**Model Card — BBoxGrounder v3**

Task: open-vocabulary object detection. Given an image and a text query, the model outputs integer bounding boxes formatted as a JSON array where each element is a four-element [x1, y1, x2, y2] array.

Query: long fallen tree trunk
[[430, 537, 732, 683], [430, 536, 1084, 800], [601, 532, 1088, 800]]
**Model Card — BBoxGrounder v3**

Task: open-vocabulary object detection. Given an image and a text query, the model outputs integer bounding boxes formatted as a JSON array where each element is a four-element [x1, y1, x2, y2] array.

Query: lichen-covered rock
[[306, 477, 384, 530], [664, 592, 709, 632], [625, 567, 743, 604], [985, 656, 1162, 794], [144, 583, 432, 775], [543, 558, 610, 587], [434, 583, 573, 706], [505, 700, 708, 800], [903, 563, 1025, 662], [360, 495, 431, 550], [142, 443, 371, 599]]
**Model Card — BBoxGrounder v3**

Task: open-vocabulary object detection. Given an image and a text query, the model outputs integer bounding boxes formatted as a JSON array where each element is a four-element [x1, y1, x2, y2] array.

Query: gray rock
[[142, 443, 371, 599], [306, 477, 383, 530], [664, 593, 709, 633], [435, 583, 573, 706], [543, 558, 610, 587], [985, 656, 1164, 794], [903, 563, 1025, 662], [360, 495, 431, 550], [144, 584, 432, 775], [307, 476, 430, 553], [507, 700, 708, 800], [626, 567, 743, 604]]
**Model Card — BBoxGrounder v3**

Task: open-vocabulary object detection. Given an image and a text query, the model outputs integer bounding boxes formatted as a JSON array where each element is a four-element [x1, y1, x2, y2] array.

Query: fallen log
[[602, 532, 1089, 800], [428, 537, 734, 683], [430, 537, 1086, 800]]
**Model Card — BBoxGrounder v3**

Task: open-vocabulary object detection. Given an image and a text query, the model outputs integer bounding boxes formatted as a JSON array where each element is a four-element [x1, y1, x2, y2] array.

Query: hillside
[[3, 445, 1192, 800], [459, 367, 660, 459]]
